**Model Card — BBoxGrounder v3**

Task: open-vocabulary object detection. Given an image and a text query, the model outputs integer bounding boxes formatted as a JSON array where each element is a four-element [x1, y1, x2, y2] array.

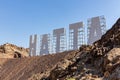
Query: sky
[[0, 0, 120, 48]]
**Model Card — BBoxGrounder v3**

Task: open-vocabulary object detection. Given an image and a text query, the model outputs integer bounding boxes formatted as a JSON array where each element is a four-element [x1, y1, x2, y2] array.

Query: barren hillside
[[0, 18, 120, 80], [0, 51, 73, 80]]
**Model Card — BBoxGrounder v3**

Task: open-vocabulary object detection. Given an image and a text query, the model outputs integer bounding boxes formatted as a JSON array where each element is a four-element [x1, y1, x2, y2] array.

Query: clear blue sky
[[0, 0, 120, 48]]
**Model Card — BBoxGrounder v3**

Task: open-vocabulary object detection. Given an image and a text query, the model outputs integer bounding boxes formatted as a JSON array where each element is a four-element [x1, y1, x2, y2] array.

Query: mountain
[[0, 18, 120, 80]]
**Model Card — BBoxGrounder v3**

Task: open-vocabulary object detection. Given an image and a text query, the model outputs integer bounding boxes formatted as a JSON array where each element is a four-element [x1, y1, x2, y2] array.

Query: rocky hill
[[0, 18, 120, 80], [0, 51, 72, 80], [0, 43, 29, 58], [44, 18, 120, 80]]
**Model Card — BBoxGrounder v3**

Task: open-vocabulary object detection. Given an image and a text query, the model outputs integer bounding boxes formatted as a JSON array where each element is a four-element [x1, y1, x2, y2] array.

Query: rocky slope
[[44, 18, 120, 80], [0, 43, 29, 58], [0, 18, 120, 80], [0, 51, 72, 80]]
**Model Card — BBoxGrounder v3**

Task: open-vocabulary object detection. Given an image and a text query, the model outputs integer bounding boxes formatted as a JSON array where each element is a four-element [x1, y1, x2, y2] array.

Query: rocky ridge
[[43, 18, 120, 80], [0, 43, 29, 58]]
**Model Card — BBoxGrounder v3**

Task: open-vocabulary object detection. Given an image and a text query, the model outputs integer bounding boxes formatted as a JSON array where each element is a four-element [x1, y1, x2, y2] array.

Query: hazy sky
[[0, 0, 120, 48]]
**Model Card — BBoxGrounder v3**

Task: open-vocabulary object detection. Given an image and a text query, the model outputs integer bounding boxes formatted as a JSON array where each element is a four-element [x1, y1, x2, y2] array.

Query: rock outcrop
[[0, 43, 29, 58], [45, 18, 120, 80]]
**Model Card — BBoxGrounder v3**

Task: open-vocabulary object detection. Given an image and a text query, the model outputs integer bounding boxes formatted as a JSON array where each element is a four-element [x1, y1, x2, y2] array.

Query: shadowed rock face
[[0, 43, 29, 58], [46, 18, 120, 80], [91, 18, 120, 57], [0, 18, 120, 80]]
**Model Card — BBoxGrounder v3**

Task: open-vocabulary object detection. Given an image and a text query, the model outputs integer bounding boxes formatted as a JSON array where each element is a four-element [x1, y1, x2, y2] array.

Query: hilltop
[[0, 18, 120, 80]]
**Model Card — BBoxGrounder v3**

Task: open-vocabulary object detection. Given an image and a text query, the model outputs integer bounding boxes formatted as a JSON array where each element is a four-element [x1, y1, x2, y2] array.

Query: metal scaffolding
[[87, 16, 106, 45], [100, 16, 106, 34], [40, 34, 51, 55], [52, 28, 67, 53], [28, 15, 106, 55], [29, 35, 37, 56], [69, 22, 85, 50]]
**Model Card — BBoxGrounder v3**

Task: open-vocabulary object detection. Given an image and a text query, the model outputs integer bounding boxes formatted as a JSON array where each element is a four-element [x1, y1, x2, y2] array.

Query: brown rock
[[104, 71, 110, 78], [0, 43, 29, 58]]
